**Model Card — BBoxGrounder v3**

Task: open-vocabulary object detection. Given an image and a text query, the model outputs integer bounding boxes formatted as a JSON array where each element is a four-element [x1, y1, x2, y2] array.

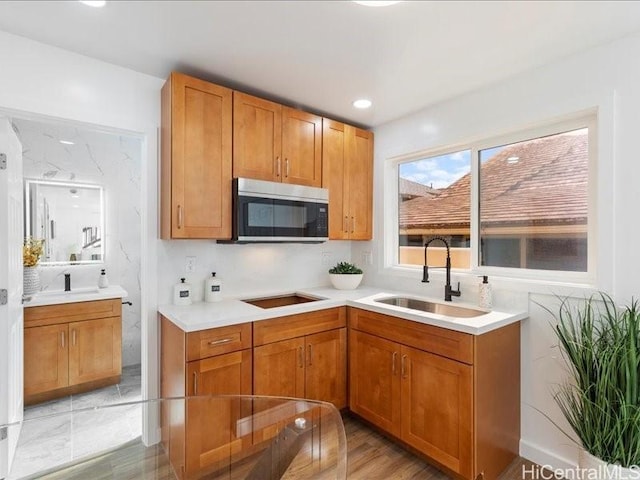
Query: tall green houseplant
[[552, 293, 640, 467]]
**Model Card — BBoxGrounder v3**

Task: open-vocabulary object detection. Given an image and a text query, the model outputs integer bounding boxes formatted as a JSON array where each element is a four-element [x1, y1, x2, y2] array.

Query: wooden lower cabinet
[[349, 329, 401, 436], [349, 307, 520, 480], [24, 323, 69, 397], [253, 308, 347, 410], [24, 299, 122, 404], [161, 316, 253, 479], [401, 345, 473, 479]]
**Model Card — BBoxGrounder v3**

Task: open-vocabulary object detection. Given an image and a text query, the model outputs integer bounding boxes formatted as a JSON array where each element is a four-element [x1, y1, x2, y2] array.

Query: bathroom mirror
[[25, 180, 105, 265]]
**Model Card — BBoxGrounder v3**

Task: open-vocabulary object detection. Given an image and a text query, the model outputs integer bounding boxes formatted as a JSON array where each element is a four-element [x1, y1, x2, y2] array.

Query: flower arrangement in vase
[[23, 237, 45, 295]]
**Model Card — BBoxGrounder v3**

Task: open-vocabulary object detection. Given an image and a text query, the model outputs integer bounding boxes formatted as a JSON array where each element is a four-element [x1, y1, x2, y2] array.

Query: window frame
[[387, 110, 598, 285]]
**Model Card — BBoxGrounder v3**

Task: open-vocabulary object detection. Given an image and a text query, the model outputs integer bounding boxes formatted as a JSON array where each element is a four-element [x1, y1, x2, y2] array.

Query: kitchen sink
[[242, 293, 323, 309], [375, 296, 485, 318]]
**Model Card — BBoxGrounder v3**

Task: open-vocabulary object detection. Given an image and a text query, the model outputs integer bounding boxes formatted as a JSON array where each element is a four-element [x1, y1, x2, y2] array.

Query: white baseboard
[[520, 439, 577, 472]]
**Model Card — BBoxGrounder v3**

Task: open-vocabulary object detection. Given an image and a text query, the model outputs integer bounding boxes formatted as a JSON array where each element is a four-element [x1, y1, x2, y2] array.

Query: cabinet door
[[24, 324, 68, 397], [346, 126, 373, 240], [233, 92, 282, 182], [305, 328, 346, 409], [165, 72, 233, 239], [282, 107, 322, 187], [68, 317, 121, 386], [349, 330, 401, 436], [253, 337, 305, 399], [321, 119, 348, 240], [400, 345, 473, 478], [186, 349, 252, 475]]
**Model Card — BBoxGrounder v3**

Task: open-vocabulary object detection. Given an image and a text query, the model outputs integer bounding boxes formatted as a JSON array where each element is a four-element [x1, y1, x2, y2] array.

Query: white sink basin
[[36, 287, 101, 297]]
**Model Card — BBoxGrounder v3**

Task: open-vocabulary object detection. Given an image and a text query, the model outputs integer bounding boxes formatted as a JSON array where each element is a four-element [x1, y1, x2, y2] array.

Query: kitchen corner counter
[[158, 285, 527, 335], [24, 285, 128, 308]]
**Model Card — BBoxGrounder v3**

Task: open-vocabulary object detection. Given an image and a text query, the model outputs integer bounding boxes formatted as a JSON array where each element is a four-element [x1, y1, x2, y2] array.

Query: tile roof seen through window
[[399, 130, 588, 231]]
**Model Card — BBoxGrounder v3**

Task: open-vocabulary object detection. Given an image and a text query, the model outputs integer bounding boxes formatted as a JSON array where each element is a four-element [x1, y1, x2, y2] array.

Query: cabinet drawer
[[25, 299, 122, 327], [348, 307, 473, 365], [253, 307, 346, 346], [186, 323, 252, 361]]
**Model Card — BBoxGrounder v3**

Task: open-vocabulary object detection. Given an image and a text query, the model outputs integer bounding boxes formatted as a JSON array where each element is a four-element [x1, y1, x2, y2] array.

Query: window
[[398, 150, 471, 268], [393, 114, 594, 279]]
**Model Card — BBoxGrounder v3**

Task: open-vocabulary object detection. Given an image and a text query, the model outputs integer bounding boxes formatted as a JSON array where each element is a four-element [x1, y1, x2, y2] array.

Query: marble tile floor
[[9, 364, 142, 479]]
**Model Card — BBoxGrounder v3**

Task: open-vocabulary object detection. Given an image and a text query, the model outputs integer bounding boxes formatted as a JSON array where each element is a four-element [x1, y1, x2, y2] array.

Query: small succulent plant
[[329, 261, 363, 275]]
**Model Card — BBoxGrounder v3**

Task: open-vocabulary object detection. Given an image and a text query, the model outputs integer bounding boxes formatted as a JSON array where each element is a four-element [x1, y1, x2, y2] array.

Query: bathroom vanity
[[23, 286, 127, 405]]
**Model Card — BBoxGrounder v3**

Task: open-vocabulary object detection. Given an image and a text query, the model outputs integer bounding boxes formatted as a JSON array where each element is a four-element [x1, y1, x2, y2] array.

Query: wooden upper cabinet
[[322, 119, 373, 240], [161, 72, 233, 239], [348, 127, 374, 240], [233, 92, 282, 182], [281, 107, 322, 187], [233, 92, 322, 187]]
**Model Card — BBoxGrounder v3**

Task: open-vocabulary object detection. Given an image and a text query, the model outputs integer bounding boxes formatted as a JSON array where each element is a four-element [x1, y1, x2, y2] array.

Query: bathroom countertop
[[24, 285, 128, 308], [158, 285, 527, 335]]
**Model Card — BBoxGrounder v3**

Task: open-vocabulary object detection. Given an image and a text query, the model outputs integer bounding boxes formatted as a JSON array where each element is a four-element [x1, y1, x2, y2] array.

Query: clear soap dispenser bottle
[[98, 269, 109, 289], [479, 275, 492, 309]]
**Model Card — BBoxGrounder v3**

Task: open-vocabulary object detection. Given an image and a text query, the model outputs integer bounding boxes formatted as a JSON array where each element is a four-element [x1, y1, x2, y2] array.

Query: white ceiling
[[1, 1, 640, 127]]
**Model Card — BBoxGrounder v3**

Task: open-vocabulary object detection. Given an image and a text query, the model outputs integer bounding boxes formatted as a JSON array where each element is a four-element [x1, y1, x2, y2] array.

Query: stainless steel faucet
[[422, 236, 461, 302]]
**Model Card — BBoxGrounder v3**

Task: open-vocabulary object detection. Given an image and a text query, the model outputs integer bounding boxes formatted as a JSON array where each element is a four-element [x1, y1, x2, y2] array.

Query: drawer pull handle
[[208, 338, 233, 346], [401, 355, 408, 379], [193, 372, 198, 395], [298, 346, 304, 368], [392, 351, 397, 376]]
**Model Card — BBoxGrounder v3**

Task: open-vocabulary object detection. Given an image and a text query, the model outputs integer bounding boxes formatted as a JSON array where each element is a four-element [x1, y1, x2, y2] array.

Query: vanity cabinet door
[[185, 349, 252, 475], [400, 345, 473, 478], [253, 337, 305, 399], [24, 324, 69, 397], [349, 329, 401, 437], [305, 328, 347, 409], [68, 317, 122, 386]]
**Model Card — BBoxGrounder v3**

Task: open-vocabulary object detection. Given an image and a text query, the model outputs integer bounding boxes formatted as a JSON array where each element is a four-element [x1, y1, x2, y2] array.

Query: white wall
[[0, 30, 163, 434], [358, 31, 640, 469], [17, 118, 143, 367]]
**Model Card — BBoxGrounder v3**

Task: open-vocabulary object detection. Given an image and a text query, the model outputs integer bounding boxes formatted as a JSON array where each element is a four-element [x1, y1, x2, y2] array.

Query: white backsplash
[[157, 240, 353, 305], [15, 118, 143, 367]]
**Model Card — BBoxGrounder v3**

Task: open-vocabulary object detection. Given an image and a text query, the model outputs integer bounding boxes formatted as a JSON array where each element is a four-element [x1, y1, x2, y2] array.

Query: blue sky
[[399, 146, 504, 189]]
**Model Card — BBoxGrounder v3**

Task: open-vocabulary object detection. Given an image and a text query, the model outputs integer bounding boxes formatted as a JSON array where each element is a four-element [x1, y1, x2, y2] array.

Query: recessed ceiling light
[[353, 1, 401, 7], [353, 99, 373, 109], [79, 1, 106, 7], [59, 140, 75, 145], [507, 156, 520, 164]]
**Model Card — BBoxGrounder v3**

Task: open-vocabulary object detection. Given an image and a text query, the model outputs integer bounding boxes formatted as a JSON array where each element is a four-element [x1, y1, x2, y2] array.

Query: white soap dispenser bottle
[[479, 275, 492, 309], [98, 269, 109, 288], [173, 278, 192, 306], [205, 272, 222, 303]]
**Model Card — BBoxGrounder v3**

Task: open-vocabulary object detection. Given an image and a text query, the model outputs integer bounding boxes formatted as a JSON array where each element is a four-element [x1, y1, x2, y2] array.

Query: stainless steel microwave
[[230, 178, 329, 243]]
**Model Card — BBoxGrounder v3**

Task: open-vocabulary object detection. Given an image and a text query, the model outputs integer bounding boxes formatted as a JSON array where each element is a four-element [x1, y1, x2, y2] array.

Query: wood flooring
[[34, 415, 559, 480]]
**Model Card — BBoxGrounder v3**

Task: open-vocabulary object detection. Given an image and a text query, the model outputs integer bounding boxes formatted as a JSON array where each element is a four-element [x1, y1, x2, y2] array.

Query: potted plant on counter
[[551, 293, 640, 478], [328, 261, 363, 290], [23, 237, 45, 295]]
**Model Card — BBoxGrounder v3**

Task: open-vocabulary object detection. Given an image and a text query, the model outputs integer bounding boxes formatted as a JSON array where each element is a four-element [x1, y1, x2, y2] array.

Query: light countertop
[[24, 285, 128, 308], [158, 286, 527, 335]]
